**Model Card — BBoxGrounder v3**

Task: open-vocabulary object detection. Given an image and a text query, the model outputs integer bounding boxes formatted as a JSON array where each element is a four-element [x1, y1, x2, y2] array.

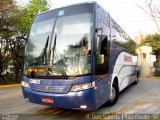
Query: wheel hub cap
[[110, 86, 116, 100]]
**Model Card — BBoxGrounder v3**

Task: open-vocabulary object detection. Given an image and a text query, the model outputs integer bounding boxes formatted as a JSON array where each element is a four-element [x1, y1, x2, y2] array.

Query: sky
[[16, 0, 159, 39]]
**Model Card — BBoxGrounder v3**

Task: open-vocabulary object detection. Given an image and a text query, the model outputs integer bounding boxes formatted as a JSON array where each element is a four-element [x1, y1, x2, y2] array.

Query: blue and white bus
[[21, 2, 138, 111]]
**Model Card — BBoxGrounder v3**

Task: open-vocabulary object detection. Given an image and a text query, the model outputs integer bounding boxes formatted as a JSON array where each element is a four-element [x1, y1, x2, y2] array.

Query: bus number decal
[[29, 79, 40, 84]]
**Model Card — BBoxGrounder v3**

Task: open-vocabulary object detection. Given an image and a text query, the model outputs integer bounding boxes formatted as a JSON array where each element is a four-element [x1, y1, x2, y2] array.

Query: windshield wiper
[[51, 34, 68, 79], [40, 36, 49, 65]]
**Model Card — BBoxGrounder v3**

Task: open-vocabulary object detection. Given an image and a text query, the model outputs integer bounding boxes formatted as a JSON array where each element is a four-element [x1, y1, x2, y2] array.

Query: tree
[[137, 0, 160, 32], [137, 0, 160, 76], [142, 34, 160, 77], [0, 0, 20, 84], [11, 0, 49, 82], [140, 34, 160, 59], [0, 0, 49, 84], [17, 0, 49, 37]]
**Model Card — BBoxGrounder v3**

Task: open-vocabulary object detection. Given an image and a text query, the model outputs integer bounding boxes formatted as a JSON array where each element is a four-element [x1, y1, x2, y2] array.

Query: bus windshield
[[24, 5, 93, 77]]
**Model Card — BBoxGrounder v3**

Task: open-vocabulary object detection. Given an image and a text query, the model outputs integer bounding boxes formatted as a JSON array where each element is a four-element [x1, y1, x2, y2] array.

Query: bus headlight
[[21, 81, 30, 88], [70, 82, 95, 92]]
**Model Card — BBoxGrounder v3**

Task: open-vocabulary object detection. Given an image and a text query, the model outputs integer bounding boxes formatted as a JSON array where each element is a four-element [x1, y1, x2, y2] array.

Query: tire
[[133, 71, 139, 85], [105, 81, 119, 106]]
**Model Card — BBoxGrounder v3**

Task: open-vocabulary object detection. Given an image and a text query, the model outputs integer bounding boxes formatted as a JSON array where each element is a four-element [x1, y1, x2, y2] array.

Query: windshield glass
[[49, 13, 93, 76], [24, 4, 93, 77], [24, 11, 57, 76]]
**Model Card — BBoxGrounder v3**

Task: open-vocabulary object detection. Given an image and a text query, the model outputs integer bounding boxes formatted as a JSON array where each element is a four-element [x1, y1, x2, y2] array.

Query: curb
[[0, 84, 21, 89], [140, 76, 160, 80]]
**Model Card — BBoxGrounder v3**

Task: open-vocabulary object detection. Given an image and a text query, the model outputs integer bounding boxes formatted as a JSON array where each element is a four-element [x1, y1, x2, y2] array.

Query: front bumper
[[22, 87, 96, 111]]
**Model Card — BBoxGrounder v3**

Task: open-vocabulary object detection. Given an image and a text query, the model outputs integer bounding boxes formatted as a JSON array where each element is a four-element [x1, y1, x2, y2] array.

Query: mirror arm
[[96, 28, 103, 33]]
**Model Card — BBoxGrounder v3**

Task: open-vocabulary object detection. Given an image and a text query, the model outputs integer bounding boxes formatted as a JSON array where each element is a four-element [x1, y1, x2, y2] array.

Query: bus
[[21, 2, 138, 111]]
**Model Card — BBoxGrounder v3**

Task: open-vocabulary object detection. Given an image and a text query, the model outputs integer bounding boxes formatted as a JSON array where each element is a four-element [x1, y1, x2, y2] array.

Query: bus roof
[[37, 1, 96, 16], [36, 1, 134, 42]]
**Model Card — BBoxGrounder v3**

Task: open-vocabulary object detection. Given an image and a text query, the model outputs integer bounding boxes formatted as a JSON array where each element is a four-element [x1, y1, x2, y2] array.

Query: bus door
[[94, 5, 111, 107]]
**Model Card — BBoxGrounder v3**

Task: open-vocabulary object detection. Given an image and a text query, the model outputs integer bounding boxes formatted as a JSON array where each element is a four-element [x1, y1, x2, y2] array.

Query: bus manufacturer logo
[[124, 55, 132, 62], [58, 10, 64, 16], [44, 86, 49, 92]]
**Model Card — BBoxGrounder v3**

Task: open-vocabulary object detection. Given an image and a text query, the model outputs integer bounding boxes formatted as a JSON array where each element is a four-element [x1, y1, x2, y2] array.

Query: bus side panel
[[93, 3, 112, 109], [94, 76, 111, 108], [110, 44, 137, 91]]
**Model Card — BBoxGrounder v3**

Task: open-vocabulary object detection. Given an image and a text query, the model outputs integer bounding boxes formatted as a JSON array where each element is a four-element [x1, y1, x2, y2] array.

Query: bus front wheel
[[105, 81, 119, 106]]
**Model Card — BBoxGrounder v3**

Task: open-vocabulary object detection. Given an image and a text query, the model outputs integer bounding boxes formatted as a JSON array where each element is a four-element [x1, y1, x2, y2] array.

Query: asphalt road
[[0, 78, 160, 120]]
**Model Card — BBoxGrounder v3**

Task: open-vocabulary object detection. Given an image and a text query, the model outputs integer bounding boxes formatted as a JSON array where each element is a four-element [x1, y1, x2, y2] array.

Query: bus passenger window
[[96, 35, 109, 76], [100, 36, 107, 54]]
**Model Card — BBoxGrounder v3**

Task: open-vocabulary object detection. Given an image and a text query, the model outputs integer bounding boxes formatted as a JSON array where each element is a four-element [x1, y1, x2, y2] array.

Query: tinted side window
[[111, 19, 136, 54], [95, 6, 110, 76]]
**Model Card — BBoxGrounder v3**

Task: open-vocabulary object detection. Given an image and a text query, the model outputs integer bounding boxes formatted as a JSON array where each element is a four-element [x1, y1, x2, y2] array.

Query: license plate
[[41, 97, 54, 103]]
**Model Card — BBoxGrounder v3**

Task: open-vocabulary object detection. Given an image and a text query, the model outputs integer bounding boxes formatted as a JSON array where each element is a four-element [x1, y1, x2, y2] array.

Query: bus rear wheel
[[133, 71, 139, 85], [105, 81, 119, 106]]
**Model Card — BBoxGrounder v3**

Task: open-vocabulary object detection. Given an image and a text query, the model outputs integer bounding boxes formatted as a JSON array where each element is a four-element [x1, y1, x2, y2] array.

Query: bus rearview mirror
[[96, 54, 104, 64], [96, 28, 103, 39], [96, 28, 103, 33]]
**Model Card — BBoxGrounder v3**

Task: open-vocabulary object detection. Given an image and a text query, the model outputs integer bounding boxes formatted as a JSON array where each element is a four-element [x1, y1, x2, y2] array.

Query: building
[[135, 32, 156, 76]]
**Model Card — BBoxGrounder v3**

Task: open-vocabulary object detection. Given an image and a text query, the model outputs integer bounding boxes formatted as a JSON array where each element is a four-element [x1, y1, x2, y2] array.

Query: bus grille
[[30, 84, 71, 93]]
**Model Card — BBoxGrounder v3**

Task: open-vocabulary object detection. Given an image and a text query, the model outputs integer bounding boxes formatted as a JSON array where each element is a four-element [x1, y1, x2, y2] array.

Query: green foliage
[[0, 0, 50, 84], [0, 0, 19, 38], [0, 0, 20, 84], [154, 61, 160, 76], [139, 34, 160, 76], [139, 34, 160, 59], [141, 34, 160, 50], [0, 0, 19, 69], [17, 0, 49, 36]]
